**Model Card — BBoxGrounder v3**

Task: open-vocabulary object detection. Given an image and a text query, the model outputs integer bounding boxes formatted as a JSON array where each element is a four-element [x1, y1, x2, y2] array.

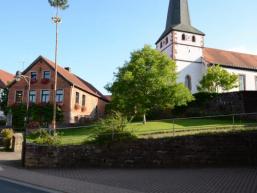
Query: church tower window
[[165, 37, 169, 44], [192, 36, 196, 42], [185, 75, 192, 91], [182, 34, 186, 41]]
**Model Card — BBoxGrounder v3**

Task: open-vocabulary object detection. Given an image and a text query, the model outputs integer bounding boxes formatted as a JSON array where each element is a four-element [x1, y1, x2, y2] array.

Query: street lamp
[[15, 71, 31, 167], [15, 71, 31, 119]]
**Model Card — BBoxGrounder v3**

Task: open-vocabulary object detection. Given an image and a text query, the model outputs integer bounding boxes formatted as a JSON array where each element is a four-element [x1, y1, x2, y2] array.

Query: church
[[156, 0, 257, 93]]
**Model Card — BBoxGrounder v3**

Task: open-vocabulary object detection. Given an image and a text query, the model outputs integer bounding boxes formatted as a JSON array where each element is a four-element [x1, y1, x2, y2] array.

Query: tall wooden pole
[[52, 7, 60, 130]]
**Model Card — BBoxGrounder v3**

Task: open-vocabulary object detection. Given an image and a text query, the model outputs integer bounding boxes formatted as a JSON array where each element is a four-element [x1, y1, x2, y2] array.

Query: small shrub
[[92, 111, 136, 144], [93, 131, 136, 144], [27, 121, 40, 131], [1, 128, 14, 150], [1, 128, 14, 140], [28, 129, 61, 145]]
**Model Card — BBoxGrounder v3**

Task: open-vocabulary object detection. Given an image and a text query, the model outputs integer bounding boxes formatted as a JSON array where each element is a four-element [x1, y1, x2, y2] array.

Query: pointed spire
[[166, 0, 191, 30], [156, 0, 204, 44]]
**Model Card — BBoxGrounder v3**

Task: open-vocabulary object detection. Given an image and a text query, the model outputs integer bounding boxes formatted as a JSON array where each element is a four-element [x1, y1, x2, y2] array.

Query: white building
[[156, 0, 257, 93]]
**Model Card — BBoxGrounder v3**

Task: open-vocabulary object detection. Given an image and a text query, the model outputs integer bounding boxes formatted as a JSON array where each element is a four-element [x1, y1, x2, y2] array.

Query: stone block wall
[[25, 130, 257, 168]]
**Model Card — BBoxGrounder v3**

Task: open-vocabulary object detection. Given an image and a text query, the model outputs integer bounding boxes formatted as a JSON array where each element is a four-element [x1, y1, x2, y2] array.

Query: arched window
[[185, 75, 192, 91], [182, 34, 186, 41], [192, 36, 196, 42]]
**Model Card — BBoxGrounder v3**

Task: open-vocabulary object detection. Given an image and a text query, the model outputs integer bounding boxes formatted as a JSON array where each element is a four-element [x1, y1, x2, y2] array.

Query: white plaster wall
[[176, 61, 206, 93], [174, 31, 204, 47], [223, 67, 257, 91], [174, 44, 202, 62]]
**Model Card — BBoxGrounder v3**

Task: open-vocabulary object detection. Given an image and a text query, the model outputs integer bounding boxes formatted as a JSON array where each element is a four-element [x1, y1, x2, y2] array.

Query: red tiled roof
[[41, 57, 109, 102], [0, 69, 14, 88], [203, 48, 257, 70]]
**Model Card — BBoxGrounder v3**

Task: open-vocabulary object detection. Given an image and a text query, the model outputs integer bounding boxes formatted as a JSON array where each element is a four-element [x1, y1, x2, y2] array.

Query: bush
[[1, 128, 14, 150], [10, 103, 27, 130], [27, 121, 40, 131], [92, 111, 136, 144], [28, 129, 61, 145], [93, 131, 136, 144]]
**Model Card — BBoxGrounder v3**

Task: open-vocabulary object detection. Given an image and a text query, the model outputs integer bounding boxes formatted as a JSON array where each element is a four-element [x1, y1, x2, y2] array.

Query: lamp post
[[15, 71, 30, 166], [15, 71, 31, 119]]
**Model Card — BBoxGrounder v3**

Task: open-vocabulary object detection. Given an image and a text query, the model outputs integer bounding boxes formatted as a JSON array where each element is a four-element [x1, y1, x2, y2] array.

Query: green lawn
[[53, 118, 257, 145]]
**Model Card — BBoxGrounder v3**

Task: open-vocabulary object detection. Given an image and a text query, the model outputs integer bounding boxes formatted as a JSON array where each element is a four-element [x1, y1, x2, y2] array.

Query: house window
[[41, 90, 50, 103], [185, 75, 192, 91], [82, 95, 86, 106], [192, 36, 196, 42], [15, 91, 23, 103], [31, 72, 37, 81], [43, 71, 51, 80], [56, 89, 64, 103], [239, 75, 246, 91], [160, 42, 163, 48], [29, 90, 36, 103], [182, 34, 186, 41], [75, 92, 80, 104]]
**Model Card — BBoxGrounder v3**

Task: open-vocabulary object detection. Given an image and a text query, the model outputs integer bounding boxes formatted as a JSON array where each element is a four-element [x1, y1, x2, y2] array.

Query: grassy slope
[[56, 118, 256, 145]]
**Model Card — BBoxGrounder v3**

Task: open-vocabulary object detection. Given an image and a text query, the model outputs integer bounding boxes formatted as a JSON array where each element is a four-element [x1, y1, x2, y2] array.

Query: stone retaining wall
[[25, 130, 257, 168]]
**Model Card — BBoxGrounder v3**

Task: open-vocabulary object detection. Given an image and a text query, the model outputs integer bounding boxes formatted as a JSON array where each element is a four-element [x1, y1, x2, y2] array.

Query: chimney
[[65, 67, 71, 72]]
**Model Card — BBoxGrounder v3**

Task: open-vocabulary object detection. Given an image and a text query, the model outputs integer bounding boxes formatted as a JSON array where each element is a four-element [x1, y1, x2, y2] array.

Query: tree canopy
[[48, 0, 69, 10], [106, 45, 193, 122], [197, 65, 238, 93]]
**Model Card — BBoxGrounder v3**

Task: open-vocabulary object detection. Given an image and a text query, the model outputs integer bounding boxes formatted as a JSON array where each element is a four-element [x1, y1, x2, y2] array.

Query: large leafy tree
[[106, 45, 193, 123], [198, 65, 238, 93]]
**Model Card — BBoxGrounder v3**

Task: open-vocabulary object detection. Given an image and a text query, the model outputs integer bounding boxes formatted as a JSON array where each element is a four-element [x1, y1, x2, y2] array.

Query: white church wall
[[176, 61, 206, 93], [223, 67, 257, 91]]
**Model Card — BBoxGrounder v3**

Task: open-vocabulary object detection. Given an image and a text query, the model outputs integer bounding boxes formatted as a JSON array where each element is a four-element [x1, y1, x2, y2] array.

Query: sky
[[0, 0, 257, 94]]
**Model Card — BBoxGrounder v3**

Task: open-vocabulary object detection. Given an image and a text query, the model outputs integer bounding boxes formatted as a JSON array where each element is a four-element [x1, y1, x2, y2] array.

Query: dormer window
[[192, 36, 196, 42], [182, 34, 186, 41]]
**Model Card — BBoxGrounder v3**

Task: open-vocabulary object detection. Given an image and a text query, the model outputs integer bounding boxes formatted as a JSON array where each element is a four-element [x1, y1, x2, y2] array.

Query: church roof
[[156, 0, 204, 44], [0, 69, 14, 88], [203, 48, 257, 71]]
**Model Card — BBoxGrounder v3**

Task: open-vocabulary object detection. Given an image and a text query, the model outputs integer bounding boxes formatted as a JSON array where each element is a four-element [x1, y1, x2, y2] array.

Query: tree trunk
[[143, 114, 146, 124]]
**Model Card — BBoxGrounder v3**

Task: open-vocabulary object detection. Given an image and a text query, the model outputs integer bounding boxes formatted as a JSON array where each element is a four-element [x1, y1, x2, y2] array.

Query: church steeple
[[156, 0, 204, 44], [166, 0, 191, 29]]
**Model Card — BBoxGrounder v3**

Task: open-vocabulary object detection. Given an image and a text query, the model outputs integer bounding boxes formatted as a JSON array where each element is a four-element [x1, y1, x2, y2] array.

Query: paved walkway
[[0, 152, 257, 193]]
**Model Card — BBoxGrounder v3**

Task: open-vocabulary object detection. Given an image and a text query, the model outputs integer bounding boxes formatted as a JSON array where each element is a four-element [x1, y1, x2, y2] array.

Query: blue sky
[[0, 0, 257, 94]]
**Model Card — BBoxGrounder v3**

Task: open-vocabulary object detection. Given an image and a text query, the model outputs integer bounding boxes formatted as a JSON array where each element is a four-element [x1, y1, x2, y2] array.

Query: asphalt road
[[0, 179, 53, 193]]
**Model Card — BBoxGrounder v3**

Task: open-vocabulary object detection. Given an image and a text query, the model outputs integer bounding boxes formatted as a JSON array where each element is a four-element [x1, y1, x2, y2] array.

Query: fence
[[128, 112, 257, 138]]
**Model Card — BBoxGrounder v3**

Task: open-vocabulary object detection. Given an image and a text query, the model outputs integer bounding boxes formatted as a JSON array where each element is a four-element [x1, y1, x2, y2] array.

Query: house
[[156, 0, 257, 93], [7, 56, 110, 124], [0, 69, 14, 117]]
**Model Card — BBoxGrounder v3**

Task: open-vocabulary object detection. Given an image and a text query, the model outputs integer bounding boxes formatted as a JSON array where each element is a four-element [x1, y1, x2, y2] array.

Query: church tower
[[156, 0, 205, 93]]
